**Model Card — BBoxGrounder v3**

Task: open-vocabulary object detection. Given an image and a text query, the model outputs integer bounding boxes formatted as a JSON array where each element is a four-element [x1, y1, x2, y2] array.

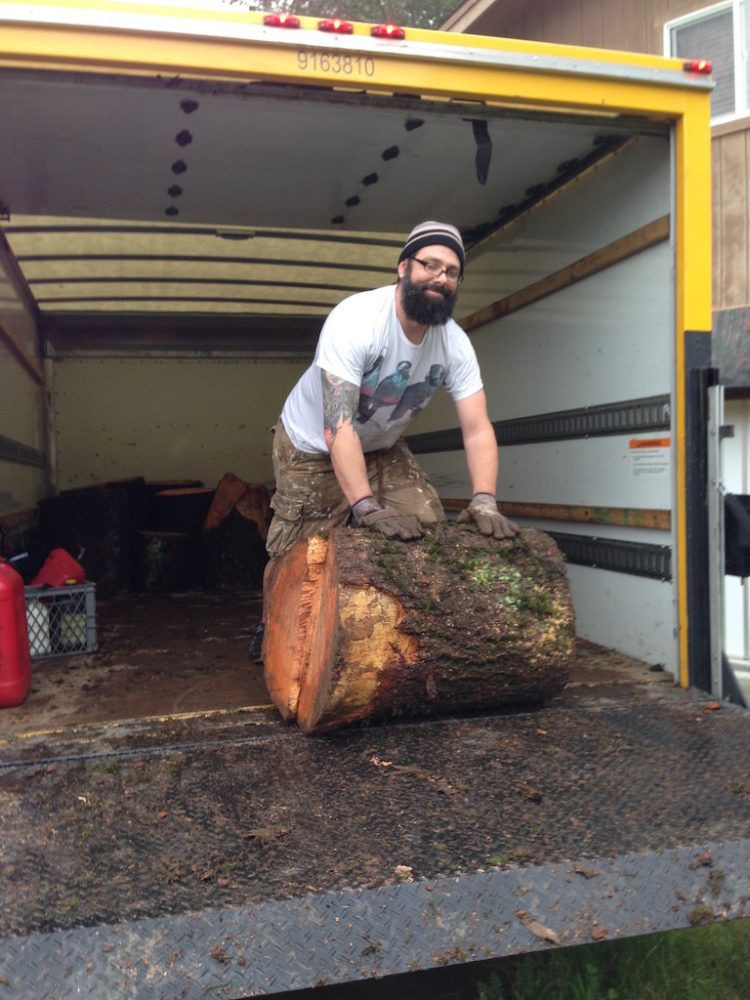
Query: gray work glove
[[351, 496, 424, 541], [457, 492, 519, 539]]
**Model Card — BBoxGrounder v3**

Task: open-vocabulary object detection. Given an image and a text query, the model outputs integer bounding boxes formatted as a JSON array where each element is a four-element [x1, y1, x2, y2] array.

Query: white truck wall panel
[[0, 267, 48, 515], [513, 135, 670, 257], [566, 565, 677, 675], [51, 356, 306, 489], [498, 436, 672, 510], [0, 458, 47, 515], [418, 244, 673, 508], [723, 399, 750, 662], [460, 135, 671, 317], [0, 276, 45, 441], [474, 246, 673, 420], [0, 337, 44, 447]]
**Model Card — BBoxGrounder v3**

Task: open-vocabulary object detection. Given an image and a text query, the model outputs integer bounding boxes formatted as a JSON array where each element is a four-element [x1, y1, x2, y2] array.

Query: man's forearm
[[463, 422, 499, 497], [329, 424, 372, 506], [321, 369, 372, 505]]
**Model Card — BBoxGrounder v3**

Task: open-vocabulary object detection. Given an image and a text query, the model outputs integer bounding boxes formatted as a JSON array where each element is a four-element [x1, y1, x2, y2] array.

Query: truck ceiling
[[0, 68, 655, 342], [0, 0, 711, 351]]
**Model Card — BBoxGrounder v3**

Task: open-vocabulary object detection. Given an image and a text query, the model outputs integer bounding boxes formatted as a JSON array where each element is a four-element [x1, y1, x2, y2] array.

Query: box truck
[[0, 3, 748, 995]]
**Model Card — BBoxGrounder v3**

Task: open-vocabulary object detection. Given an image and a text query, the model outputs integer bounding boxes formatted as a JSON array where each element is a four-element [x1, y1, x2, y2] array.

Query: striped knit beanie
[[398, 221, 465, 272]]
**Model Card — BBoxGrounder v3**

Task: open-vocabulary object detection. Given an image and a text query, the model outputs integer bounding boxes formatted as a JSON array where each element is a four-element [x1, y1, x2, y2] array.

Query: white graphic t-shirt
[[281, 284, 483, 454]]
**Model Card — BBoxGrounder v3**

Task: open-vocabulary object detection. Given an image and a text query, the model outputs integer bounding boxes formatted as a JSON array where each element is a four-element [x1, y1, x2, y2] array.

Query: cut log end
[[264, 523, 575, 734]]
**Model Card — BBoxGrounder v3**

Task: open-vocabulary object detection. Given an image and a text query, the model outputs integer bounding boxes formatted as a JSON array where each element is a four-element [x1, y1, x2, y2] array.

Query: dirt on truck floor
[[3, 595, 748, 997], [1, 590, 268, 736], [0, 589, 667, 740]]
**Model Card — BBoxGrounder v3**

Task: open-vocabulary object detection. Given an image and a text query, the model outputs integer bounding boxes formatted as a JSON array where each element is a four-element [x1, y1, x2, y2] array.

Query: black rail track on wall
[[407, 394, 671, 454], [407, 394, 673, 580], [548, 533, 671, 580]]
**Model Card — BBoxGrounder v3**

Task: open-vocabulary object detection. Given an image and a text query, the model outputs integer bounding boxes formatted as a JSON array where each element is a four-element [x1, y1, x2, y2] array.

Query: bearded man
[[254, 220, 517, 657]]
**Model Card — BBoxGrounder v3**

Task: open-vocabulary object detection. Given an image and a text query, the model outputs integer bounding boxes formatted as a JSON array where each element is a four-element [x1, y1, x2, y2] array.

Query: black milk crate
[[24, 582, 98, 659]]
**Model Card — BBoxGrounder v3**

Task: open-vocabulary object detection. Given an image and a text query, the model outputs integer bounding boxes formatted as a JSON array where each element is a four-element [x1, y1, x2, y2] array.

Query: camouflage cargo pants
[[266, 419, 445, 558]]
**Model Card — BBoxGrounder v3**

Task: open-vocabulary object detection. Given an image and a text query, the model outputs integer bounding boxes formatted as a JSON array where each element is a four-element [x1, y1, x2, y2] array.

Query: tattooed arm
[[321, 369, 372, 505]]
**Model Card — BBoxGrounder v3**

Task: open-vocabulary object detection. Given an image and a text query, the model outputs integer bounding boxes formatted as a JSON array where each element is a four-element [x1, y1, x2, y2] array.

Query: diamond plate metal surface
[[2, 839, 749, 998], [0, 681, 749, 997]]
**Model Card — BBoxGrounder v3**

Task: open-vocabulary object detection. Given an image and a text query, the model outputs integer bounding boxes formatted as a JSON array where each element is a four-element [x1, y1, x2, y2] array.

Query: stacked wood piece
[[264, 523, 575, 734], [38, 477, 146, 597], [151, 487, 215, 536], [134, 484, 213, 591], [202, 473, 271, 590]]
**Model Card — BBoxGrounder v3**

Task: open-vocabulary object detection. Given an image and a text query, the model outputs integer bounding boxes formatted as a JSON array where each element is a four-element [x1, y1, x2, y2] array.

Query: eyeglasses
[[410, 256, 463, 285]]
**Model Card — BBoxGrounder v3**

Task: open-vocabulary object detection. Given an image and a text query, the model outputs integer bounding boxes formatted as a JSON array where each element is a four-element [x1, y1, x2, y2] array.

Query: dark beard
[[400, 268, 458, 326]]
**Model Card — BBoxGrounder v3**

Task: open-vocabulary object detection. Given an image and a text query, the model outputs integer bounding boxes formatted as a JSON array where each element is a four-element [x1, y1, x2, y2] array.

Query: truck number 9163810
[[297, 51, 376, 77]]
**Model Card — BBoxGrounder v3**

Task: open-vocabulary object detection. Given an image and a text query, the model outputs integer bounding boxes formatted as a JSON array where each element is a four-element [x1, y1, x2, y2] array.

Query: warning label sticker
[[629, 437, 671, 477]]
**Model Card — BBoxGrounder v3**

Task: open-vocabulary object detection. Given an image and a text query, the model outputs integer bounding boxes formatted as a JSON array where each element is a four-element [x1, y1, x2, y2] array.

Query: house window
[[665, 2, 748, 122]]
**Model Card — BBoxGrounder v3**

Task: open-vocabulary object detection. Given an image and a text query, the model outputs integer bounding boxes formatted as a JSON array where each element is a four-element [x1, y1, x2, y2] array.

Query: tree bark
[[264, 523, 575, 734]]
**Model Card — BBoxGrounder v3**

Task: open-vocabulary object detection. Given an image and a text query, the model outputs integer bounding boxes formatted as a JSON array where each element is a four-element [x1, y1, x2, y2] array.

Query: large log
[[264, 523, 575, 734]]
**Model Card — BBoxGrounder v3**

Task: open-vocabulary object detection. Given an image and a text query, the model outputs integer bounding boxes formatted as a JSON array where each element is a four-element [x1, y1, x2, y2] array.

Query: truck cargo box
[[0, 3, 746, 995]]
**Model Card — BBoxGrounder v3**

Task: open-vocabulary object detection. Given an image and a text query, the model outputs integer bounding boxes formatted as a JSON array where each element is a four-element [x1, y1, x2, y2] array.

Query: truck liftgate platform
[[0, 649, 749, 998]]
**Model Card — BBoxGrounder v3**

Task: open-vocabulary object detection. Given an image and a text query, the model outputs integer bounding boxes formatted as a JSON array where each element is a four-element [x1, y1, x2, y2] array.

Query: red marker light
[[683, 58, 712, 74], [263, 13, 301, 28], [371, 23, 405, 39], [318, 18, 354, 34]]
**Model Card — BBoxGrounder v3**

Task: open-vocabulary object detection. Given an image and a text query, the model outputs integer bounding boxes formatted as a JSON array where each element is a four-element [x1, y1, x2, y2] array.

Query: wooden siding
[[454, 0, 750, 310], [714, 123, 750, 310], [456, 0, 720, 53]]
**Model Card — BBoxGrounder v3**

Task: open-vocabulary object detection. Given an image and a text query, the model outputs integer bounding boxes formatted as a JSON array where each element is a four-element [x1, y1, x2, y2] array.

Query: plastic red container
[[30, 548, 85, 588], [0, 560, 32, 708]]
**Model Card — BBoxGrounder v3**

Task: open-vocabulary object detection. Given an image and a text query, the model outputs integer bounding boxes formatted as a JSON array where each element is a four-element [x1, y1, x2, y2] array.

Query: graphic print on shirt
[[355, 351, 386, 422], [357, 360, 445, 428], [388, 364, 445, 423], [357, 360, 412, 423]]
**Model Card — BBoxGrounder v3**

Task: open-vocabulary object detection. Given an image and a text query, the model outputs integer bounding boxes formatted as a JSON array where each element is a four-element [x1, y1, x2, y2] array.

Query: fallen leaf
[[431, 777, 459, 796], [247, 826, 289, 846], [517, 913, 559, 944], [369, 756, 393, 768], [571, 865, 598, 879], [704, 701, 722, 712], [591, 926, 609, 941], [517, 782, 543, 802]]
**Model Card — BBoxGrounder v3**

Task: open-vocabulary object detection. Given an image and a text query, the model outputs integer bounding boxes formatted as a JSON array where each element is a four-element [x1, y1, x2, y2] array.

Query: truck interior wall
[[723, 397, 750, 664], [0, 266, 47, 515], [49, 354, 307, 489], [412, 133, 677, 674], [0, 337, 47, 513]]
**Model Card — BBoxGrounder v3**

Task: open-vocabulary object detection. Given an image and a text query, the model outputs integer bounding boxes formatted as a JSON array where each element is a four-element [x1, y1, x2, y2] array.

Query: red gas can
[[0, 560, 32, 708], [30, 547, 85, 588]]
